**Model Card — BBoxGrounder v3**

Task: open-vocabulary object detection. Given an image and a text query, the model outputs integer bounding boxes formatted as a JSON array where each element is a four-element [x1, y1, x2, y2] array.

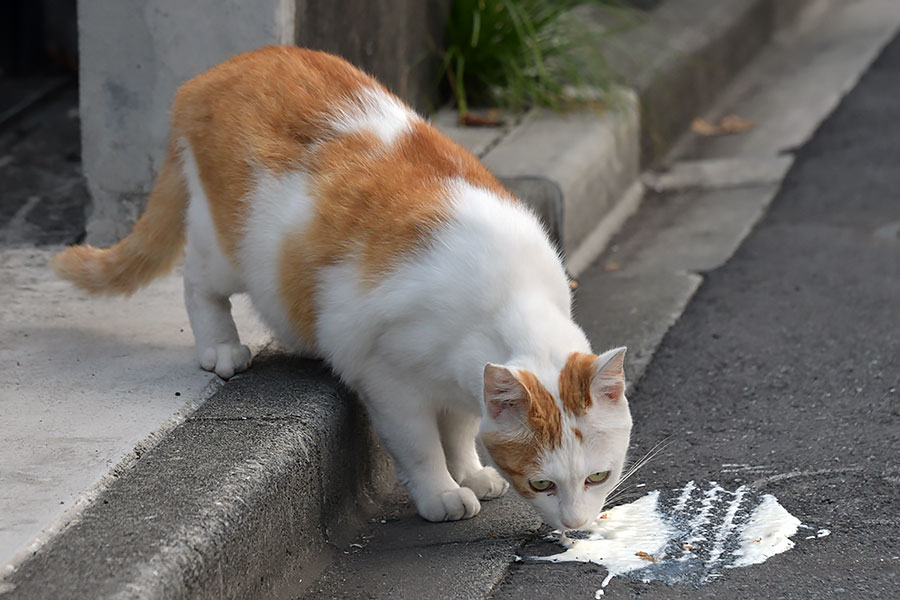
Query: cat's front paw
[[417, 487, 481, 522], [199, 343, 252, 379], [461, 466, 509, 500]]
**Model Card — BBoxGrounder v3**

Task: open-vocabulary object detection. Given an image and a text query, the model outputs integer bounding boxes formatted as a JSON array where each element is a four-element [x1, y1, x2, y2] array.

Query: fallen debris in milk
[[536, 481, 811, 590]]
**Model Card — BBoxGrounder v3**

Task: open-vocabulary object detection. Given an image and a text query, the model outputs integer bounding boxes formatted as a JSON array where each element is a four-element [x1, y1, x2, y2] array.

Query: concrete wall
[[79, 0, 295, 244], [295, 0, 449, 112]]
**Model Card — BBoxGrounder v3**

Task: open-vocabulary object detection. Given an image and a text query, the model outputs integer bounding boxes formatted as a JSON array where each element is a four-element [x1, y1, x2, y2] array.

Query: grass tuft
[[438, 0, 637, 119]]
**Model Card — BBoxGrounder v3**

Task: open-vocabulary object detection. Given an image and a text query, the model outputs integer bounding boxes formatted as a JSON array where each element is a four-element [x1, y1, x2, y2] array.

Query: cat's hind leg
[[439, 409, 509, 501], [183, 269, 251, 379], [181, 155, 251, 379]]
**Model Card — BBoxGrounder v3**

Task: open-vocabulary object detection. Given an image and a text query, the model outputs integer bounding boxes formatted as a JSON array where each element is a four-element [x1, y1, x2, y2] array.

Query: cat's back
[[173, 46, 370, 146], [171, 45, 511, 253], [171, 46, 531, 350]]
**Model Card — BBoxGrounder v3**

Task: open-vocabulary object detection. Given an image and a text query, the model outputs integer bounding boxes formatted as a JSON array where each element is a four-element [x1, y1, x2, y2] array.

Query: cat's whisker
[[610, 437, 673, 493], [620, 441, 671, 483], [616, 446, 659, 485], [604, 485, 638, 506], [603, 475, 659, 508], [621, 440, 669, 480]]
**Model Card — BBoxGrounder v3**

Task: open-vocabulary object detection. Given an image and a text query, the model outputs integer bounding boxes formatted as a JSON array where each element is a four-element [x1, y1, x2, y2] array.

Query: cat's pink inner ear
[[483, 364, 527, 419], [591, 347, 627, 401]]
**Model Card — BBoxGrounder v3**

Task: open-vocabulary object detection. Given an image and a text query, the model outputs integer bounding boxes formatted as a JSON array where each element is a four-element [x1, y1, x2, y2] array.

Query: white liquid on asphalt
[[540, 492, 672, 586], [537, 481, 810, 590], [730, 494, 801, 567]]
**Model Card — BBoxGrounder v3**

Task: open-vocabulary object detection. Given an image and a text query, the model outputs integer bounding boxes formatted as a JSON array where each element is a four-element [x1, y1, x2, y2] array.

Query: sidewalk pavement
[[0, 253, 268, 574], [5, 0, 897, 597]]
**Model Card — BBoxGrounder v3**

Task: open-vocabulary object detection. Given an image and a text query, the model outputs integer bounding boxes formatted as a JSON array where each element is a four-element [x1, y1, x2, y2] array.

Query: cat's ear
[[483, 364, 529, 425], [591, 347, 627, 402]]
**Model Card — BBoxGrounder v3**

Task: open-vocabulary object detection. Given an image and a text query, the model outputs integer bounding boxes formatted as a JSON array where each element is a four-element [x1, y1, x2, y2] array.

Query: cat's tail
[[51, 140, 189, 295]]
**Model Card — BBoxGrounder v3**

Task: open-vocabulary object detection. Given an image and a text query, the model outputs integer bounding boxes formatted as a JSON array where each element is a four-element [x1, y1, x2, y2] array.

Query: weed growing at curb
[[437, 0, 638, 119]]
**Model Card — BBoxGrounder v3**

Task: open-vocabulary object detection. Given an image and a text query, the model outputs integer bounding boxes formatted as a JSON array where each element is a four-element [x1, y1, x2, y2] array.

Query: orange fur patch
[[516, 370, 563, 449], [558, 352, 599, 416], [572, 427, 584, 442], [483, 370, 565, 498], [481, 433, 537, 499], [170, 46, 377, 260]]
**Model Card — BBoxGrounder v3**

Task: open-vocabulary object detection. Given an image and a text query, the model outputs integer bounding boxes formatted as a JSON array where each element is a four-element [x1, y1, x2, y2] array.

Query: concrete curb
[[1, 1, 818, 598], [2, 351, 394, 599]]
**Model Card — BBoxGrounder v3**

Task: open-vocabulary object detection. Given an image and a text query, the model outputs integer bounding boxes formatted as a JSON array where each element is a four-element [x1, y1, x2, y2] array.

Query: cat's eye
[[528, 479, 555, 492], [585, 471, 610, 486]]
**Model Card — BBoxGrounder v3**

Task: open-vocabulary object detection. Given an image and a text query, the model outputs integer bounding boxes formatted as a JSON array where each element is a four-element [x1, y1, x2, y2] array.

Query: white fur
[[329, 86, 419, 145], [181, 141, 244, 296], [239, 168, 318, 355]]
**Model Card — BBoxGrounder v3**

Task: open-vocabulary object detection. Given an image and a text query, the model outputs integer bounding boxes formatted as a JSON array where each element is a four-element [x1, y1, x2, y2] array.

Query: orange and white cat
[[52, 46, 632, 530]]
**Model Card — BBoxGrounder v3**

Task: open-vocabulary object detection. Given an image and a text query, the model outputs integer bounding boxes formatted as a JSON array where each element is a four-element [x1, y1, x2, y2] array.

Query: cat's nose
[[562, 518, 586, 530]]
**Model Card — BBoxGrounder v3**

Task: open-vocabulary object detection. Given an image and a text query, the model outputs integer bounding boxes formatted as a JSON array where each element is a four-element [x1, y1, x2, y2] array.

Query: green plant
[[439, 0, 632, 119]]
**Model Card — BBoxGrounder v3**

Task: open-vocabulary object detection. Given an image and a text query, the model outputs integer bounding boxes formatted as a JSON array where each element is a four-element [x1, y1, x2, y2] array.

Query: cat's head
[[480, 347, 632, 531]]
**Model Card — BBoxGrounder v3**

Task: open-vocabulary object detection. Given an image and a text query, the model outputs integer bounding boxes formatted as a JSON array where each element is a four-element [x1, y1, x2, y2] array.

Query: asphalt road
[[491, 32, 900, 600]]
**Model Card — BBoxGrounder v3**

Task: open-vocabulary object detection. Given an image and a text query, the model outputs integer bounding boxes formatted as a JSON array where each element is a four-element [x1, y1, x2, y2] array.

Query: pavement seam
[[476, 110, 530, 159]]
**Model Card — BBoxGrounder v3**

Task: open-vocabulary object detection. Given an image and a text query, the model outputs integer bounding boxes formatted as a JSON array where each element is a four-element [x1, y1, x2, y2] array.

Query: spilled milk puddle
[[527, 481, 828, 593]]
